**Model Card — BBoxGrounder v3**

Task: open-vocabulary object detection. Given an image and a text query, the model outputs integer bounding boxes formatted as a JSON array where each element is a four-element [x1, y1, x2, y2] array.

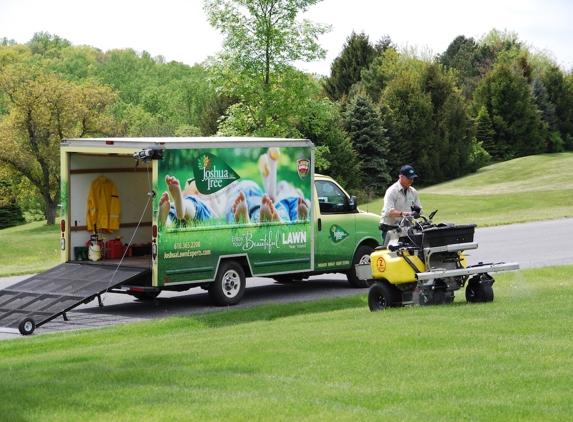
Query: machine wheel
[[209, 261, 246, 306], [444, 291, 455, 304], [466, 275, 494, 303], [347, 245, 374, 288], [18, 317, 36, 335], [431, 288, 446, 305], [131, 290, 161, 301], [368, 281, 402, 311]]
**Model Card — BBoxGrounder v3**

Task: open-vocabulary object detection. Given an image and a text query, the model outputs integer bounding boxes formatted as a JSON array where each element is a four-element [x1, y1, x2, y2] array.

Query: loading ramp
[[0, 262, 150, 335]]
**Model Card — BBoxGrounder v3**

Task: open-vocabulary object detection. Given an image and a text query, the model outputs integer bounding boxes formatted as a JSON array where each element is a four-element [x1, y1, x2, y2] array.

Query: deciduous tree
[[204, 0, 330, 135], [0, 65, 120, 224]]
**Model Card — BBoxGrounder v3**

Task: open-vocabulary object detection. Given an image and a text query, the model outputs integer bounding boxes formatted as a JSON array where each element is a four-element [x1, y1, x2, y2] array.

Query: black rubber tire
[[347, 245, 374, 288], [209, 261, 246, 306], [444, 291, 455, 304], [431, 288, 446, 305], [18, 317, 36, 335], [368, 281, 402, 311], [131, 290, 161, 301], [466, 277, 494, 303]]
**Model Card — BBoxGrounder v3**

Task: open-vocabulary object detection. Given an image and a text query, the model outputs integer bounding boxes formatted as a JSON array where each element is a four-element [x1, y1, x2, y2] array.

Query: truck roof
[[61, 137, 314, 149]]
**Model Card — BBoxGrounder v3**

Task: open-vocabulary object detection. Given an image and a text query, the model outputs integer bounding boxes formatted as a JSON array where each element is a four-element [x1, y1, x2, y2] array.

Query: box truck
[[1, 137, 382, 334]]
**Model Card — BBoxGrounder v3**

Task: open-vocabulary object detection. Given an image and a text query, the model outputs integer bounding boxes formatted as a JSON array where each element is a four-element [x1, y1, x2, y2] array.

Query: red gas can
[[106, 237, 126, 259]]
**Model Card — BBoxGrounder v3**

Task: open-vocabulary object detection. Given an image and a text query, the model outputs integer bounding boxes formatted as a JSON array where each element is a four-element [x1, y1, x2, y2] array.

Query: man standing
[[380, 165, 423, 243]]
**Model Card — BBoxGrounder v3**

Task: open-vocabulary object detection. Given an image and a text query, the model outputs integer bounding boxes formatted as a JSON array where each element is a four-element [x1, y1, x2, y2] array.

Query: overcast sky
[[1, 0, 572, 76]]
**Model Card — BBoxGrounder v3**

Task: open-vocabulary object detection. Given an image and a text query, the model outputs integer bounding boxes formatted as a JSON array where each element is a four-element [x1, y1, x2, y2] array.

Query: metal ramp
[[0, 262, 150, 335]]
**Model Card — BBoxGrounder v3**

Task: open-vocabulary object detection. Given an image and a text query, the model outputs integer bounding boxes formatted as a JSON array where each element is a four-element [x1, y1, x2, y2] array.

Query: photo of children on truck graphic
[[157, 147, 311, 229]]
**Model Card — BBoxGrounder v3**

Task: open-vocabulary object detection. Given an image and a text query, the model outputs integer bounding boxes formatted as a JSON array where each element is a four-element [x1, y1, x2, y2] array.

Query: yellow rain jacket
[[86, 176, 121, 233]]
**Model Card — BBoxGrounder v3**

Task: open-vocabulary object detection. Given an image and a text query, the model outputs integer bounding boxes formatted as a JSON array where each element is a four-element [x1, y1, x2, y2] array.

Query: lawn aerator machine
[[355, 210, 519, 311]]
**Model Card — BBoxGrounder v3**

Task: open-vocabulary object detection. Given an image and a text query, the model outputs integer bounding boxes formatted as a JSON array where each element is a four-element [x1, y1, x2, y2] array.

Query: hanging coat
[[86, 176, 121, 233]]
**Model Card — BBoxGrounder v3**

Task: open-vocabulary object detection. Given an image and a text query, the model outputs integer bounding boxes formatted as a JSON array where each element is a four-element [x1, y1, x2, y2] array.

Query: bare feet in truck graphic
[[158, 176, 217, 227], [226, 148, 309, 224], [158, 147, 309, 227]]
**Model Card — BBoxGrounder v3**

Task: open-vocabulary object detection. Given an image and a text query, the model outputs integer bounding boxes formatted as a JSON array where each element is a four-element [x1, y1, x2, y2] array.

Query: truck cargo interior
[[67, 152, 154, 268]]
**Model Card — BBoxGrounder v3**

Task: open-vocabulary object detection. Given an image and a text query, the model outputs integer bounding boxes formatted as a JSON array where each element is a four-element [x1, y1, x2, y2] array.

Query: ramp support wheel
[[18, 317, 36, 335]]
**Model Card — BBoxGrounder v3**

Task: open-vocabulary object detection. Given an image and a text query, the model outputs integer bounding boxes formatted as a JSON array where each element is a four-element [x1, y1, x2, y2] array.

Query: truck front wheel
[[368, 281, 402, 311], [347, 245, 374, 288], [209, 261, 246, 306]]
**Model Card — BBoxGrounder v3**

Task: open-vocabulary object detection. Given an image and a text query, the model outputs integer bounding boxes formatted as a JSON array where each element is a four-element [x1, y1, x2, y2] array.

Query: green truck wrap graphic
[[156, 146, 313, 285]]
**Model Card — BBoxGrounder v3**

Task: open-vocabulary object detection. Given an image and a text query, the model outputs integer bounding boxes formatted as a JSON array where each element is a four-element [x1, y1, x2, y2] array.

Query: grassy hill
[[361, 152, 573, 226]]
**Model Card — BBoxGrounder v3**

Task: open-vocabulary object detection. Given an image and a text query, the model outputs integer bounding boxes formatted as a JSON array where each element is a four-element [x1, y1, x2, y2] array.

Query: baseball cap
[[400, 165, 418, 178]]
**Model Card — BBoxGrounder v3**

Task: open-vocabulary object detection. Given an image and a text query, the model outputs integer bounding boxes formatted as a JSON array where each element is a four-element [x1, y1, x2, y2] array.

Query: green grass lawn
[[0, 219, 61, 276], [1, 266, 571, 421], [1, 153, 573, 421]]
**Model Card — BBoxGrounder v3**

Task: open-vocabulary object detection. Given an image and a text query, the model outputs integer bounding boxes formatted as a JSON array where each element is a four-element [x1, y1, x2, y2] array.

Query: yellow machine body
[[370, 249, 426, 285]]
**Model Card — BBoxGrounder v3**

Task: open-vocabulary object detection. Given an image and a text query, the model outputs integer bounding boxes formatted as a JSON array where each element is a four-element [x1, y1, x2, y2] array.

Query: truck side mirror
[[348, 196, 357, 211]]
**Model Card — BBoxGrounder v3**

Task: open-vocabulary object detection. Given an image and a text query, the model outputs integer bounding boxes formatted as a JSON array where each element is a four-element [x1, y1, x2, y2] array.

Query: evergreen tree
[[542, 66, 573, 150], [378, 60, 473, 185], [531, 77, 563, 152], [472, 63, 546, 160], [379, 72, 434, 182], [323, 31, 378, 102], [438, 35, 480, 99], [344, 91, 390, 195], [475, 105, 496, 157], [0, 204, 26, 229]]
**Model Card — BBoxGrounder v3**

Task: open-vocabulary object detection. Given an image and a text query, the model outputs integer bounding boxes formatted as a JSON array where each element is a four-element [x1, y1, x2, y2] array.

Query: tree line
[[1, 0, 572, 226]]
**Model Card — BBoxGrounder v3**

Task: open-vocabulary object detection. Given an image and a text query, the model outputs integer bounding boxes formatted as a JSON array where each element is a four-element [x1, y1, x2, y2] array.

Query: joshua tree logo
[[329, 225, 349, 244], [193, 153, 240, 194]]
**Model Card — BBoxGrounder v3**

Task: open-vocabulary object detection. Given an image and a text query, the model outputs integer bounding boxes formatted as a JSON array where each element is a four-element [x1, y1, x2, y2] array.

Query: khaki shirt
[[380, 180, 423, 226]]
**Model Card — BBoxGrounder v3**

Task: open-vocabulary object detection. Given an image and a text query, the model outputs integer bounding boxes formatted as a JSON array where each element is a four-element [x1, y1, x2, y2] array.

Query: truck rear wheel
[[209, 261, 246, 306], [347, 245, 374, 288], [368, 281, 402, 311]]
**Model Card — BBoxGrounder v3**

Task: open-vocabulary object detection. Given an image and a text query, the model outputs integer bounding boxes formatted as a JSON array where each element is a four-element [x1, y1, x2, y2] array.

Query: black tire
[[19, 317, 36, 335], [131, 290, 161, 301], [430, 288, 446, 305], [466, 276, 494, 303], [444, 291, 455, 304], [209, 261, 246, 306], [347, 245, 374, 288], [368, 281, 402, 311]]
